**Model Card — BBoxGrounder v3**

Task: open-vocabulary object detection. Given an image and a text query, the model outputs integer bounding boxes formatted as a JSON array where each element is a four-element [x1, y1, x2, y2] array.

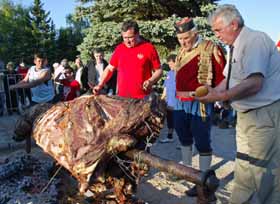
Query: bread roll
[[195, 86, 208, 97]]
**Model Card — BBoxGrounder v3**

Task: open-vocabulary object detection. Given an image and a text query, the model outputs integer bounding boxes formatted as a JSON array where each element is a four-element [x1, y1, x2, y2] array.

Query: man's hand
[[88, 82, 102, 95], [142, 79, 152, 91], [93, 85, 102, 95], [194, 85, 224, 103]]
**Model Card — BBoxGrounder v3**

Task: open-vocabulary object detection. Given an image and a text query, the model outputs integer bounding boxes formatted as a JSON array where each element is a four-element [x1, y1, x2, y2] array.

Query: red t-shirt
[[61, 80, 80, 101], [110, 41, 161, 99]]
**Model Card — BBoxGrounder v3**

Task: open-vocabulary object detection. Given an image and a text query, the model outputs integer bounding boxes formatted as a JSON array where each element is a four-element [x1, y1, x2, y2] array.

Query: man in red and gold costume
[[173, 17, 226, 198]]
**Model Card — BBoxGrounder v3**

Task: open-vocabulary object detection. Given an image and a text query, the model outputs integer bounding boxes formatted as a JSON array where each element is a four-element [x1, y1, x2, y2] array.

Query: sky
[[220, 0, 280, 42], [13, 0, 77, 28], [14, 0, 280, 42]]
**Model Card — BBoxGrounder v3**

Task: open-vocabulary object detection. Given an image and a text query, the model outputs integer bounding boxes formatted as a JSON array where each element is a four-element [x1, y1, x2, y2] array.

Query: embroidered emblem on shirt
[[137, 53, 144, 59]]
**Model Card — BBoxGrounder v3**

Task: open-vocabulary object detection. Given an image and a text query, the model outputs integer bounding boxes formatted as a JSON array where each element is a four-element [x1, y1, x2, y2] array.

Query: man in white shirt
[[197, 4, 280, 204]]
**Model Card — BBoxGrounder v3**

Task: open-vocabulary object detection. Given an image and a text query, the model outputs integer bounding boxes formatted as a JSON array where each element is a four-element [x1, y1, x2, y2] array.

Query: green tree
[[0, 0, 34, 64], [55, 14, 89, 62], [0, 0, 86, 66], [75, 0, 220, 61], [28, 0, 56, 62]]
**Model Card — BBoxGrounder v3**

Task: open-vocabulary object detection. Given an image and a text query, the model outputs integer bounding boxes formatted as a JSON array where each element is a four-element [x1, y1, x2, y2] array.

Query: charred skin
[[14, 95, 219, 203], [15, 95, 166, 195], [14, 103, 53, 141]]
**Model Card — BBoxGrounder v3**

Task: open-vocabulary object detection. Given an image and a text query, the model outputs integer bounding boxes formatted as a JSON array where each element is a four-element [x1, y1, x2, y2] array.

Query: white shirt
[[75, 67, 83, 88], [95, 63, 104, 83], [54, 65, 65, 82], [223, 26, 280, 112], [28, 66, 55, 103]]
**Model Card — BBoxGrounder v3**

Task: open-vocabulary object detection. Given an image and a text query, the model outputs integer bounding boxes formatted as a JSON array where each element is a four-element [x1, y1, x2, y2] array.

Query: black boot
[[185, 185, 197, 197], [208, 193, 217, 202], [186, 185, 217, 202]]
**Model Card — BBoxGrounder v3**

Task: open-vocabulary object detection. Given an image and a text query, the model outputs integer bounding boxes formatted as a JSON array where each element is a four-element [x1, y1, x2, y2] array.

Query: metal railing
[[0, 73, 31, 116]]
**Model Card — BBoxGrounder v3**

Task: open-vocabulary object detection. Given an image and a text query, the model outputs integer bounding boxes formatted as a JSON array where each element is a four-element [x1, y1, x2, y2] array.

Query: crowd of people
[[0, 47, 118, 114], [1, 3, 280, 203]]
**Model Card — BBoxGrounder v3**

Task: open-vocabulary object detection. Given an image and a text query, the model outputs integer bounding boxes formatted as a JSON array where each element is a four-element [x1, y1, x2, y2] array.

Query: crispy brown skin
[[15, 95, 165, 192]]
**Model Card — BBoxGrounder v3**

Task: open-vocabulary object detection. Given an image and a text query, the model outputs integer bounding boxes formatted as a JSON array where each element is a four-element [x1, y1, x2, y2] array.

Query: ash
[[0, 151, 60, 204]]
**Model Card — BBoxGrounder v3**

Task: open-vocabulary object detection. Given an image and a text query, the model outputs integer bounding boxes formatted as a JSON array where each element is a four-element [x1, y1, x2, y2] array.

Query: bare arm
[[91, 64, 116, 95], [12, 71, 30, 86], [196, 73, 264, 103], [214, 79, 227, 92], [54, 71, 63, 82], [143, 68, 163, 90], [10, 69, 51, 90]]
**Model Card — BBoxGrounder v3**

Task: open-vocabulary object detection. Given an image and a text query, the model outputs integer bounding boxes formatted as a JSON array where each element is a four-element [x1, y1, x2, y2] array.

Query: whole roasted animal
[[15, 95, 165, 195]]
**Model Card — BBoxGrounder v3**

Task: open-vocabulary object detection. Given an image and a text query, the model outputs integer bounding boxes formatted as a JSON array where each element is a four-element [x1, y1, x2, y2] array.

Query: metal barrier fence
[[0, 73, 31, 116]]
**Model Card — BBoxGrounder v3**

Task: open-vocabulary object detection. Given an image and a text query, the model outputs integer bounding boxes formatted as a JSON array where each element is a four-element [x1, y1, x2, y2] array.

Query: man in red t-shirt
[[92, 20, 162, 99], [55, 66, 80, 101]]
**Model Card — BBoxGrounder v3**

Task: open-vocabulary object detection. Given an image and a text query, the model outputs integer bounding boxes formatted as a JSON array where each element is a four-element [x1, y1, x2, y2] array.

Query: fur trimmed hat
[[175, 17, 195, 34]]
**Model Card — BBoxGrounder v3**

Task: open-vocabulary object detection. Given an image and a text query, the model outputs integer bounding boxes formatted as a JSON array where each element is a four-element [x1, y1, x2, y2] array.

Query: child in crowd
[[160, 54, 177, 143], [54, 66, 80, 101], [9, 53, 55, 105]]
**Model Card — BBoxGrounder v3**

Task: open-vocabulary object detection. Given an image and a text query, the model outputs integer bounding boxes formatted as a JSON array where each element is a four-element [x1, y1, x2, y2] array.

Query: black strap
[[226, 45, 234, 90], [224, 46, 234, 108]]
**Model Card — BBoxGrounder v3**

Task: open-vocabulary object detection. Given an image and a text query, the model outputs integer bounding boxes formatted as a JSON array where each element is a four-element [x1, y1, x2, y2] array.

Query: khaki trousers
[[230, 100, 280, 204]]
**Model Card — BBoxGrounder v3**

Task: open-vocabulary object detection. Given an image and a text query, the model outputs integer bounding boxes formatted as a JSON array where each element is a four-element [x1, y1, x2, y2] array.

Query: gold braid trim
[[213, 45, 224, 66], [197, 40, 215, 86], [200, 103, 207, 122], [198, 41, 216, 122], [175, 47, 200, 72]]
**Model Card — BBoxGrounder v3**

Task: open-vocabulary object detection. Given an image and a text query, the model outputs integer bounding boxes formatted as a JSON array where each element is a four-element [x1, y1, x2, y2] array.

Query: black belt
[[243, 108, 256, 113], [243, 99, 280, 113]]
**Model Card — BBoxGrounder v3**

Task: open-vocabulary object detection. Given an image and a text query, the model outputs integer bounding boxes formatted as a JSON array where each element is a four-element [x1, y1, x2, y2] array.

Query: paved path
[[137, 124, 236, 204]]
